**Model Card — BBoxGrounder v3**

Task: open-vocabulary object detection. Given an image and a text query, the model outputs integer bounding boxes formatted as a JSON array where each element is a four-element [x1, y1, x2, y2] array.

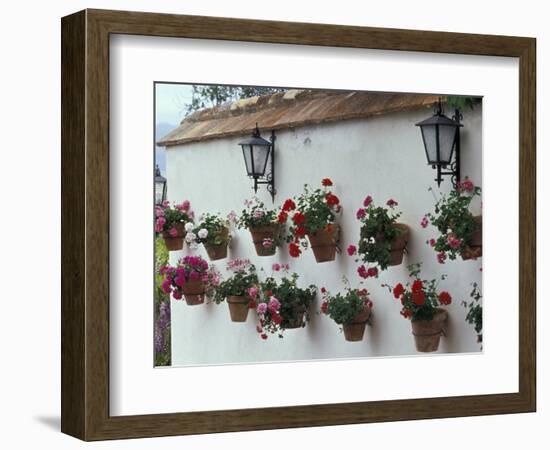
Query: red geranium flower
[[292, 211, 306, 225], [325, 193, 340, 206], [367, 267, 378, 278], [320, 301, 328, 314], [438, 291, 452, 305], [277, 211, 288, 224], [282, 199, 296, 212], [248, 300, 257, 309], [321, 178, 333, 187], [412, 279, 423, 292], [412, 289, 425, 305], [320, 287, 327, 294], [393, 283, 405, 299], [400, 308, 413, 319], [272, 314, 283, 325], [357, 265, 368, 279], [295, 226, 307, 237], [289, 242, 301, 257], [260, 333, 268, 340]]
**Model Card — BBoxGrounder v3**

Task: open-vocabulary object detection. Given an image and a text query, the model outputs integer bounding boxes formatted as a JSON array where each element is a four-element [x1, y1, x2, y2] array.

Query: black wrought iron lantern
[[238, 123, 276, 201], [416, 100, 463, 187], [155, 165, 167, 205]]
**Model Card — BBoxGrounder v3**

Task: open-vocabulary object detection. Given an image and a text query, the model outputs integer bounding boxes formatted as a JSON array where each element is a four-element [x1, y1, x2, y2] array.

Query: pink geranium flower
[[356, 208, 366, 219], [420, 216, 429, 228], [256, 303, 267, 314], [347, 244, 357, 256], [363, 195, 373, 207], [268, 296, 281, 313]]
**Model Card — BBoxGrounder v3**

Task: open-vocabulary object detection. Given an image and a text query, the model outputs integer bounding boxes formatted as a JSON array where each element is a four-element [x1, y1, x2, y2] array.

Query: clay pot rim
[[226, 295, 250, 304], [411, 308, 448, 324], [249, 223, 280, 232], [306, 223, 340, 237]]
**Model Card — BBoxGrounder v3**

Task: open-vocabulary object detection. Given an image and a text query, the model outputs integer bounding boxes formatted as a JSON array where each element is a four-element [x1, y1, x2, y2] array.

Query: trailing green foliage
[[356, 197, 402, 270], [190, 213, 230, 246], [462, 282, 483, 339], [211, 260, 258, 304], [320, 284, 372, 326], [424, 179, 481, 260]]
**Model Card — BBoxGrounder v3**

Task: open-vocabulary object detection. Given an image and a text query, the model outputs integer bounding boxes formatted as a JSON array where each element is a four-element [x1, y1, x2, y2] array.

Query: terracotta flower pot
[[307, 225, 339, 263], [249, 225, 279, 256], [389, 223, 410, 266], [181, 280, 205, 306], [162, 223, 185, 251], [203, 227, 229, 261], [461, 215, 482, 260], [342, 306, 371, 342], [281, 308, 305, 329], [226, 295, 250, 322], [411, 308, 448, 352]]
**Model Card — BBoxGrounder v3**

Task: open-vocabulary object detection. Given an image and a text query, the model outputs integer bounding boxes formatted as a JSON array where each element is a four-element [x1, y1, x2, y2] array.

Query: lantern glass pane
[[242, 145, 254, 176], [252, 144, 270, 176], [420, 125, 438, 164], [437, 125, 457, 165], [155, 181, 165, 204]]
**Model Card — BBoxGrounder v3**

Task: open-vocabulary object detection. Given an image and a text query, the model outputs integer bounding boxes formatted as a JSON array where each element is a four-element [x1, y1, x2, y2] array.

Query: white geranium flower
[[184, 222, 194, 232], [185, 232, 196, 243], [198, 228, 208, 239]]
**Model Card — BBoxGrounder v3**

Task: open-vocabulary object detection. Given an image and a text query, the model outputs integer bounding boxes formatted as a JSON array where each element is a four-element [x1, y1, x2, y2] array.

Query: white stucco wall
[[164, 104, 483, 366]]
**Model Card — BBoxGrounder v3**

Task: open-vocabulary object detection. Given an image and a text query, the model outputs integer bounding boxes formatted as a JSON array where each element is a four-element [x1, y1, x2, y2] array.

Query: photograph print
[[153, 83, 483, 367]]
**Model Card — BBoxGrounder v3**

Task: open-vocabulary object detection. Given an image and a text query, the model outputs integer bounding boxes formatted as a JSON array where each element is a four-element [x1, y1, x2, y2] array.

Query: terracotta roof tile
[[157, 90, 440, 147]]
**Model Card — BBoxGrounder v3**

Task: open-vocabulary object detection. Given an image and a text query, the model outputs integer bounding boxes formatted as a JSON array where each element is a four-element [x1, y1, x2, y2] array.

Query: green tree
[[186, 85, 285, 113]]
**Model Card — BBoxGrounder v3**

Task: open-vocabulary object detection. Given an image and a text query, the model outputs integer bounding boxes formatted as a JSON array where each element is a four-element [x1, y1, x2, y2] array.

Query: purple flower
[[172, 289, 182, 300]]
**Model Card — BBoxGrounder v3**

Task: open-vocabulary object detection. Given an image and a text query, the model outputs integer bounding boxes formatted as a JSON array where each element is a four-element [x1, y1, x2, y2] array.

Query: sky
[[155, 83, 194, 126], [155, 83, 195, 173]]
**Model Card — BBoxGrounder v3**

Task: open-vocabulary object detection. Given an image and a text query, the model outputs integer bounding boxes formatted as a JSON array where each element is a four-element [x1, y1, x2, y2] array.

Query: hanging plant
[[211, 259, 259, 322], [462, 281, 483, 347], [185, 213, 231, 261], [253, 265, 316, 339], [320, 280, 373, 342], [280, 178, 342, 263], [160, 255, 212, 305], [384, 263, 452, 352], [238, 197, 282, 256], [423, 177, 482, 262], [154, 200, 194, 251], [349, 196, 409, 275]]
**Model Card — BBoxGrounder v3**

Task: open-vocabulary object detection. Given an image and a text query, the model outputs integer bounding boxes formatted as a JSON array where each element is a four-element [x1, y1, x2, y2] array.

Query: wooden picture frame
[[61, 9, 536, 441]]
